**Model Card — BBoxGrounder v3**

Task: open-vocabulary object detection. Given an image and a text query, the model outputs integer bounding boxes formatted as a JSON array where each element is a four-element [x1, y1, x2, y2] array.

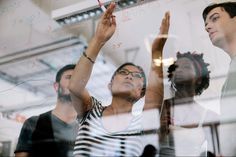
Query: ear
[[54, 82, 59, 92], [139, 90, 145, 99], [108, 82, 112, 91], [138, 88, 145, 99]]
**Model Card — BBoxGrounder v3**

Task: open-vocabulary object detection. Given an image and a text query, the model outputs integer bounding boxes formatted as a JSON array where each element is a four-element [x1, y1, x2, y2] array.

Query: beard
[[57, 85, 72, 103]]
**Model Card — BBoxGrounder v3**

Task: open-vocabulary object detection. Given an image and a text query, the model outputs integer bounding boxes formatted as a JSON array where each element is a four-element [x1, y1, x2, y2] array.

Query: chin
[[211, 36, 225, 49]]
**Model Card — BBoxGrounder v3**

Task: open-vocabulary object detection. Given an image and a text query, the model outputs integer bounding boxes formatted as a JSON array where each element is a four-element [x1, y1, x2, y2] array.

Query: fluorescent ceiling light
[[52, 0, 114, 20], [52, 0, 155, 26]]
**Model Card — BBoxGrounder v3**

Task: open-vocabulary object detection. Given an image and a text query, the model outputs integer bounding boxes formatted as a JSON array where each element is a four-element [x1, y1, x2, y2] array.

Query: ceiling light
[[89, 11, 96, 17], [128, 1, 135, 5], [76, 15, 83, 21], [52, 0, 155, 26], [64, 18, 71, 24], [83, 13, 89, 19], [95, 9, 102, 15], [120, 2, 127, 7], [71, 17, 77, 23]]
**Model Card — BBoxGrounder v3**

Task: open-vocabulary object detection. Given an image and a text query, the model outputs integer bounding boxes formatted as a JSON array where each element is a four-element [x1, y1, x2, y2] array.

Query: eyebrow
[[209, 12, 219, 20], [65, 74, 72, 77], [205, 12, 219, 26], [122, 68, 140, 73]]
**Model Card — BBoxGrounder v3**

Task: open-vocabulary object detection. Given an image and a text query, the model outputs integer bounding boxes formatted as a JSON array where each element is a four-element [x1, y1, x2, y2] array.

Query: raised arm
[[144, 12, 170, 110], [69, 3, 116, 117]]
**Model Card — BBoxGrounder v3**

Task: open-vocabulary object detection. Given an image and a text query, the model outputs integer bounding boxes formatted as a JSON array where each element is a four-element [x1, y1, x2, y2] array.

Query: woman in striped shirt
[[69, 2, 169, 156]]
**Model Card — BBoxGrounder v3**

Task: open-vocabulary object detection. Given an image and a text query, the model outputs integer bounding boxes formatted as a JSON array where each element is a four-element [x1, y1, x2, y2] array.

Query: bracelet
[[83, 52, 95, 64]]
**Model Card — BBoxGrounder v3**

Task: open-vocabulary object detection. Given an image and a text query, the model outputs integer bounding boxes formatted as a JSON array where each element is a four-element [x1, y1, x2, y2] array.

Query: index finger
[[103, 2, 116, 18], [165, 11, 170, 26]]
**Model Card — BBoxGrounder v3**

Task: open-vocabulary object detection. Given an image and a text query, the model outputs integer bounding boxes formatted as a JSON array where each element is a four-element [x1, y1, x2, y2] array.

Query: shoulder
[[79, 97, 104, 123], [22, 116, 39, 128], [204, 109, 220, 123], [22, 111, 52, 129], [91, 96, 104, 111]]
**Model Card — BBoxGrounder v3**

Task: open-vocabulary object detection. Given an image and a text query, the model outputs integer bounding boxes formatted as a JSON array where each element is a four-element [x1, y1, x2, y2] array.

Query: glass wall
[[0, 0, 235, 156]]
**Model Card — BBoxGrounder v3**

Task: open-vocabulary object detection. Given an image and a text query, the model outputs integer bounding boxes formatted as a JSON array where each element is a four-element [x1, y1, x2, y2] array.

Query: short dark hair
[[202, 2, 236, 21], [111, 62, 147, 97], [55, 64, 76, 83], [167, 52, 210, 95]]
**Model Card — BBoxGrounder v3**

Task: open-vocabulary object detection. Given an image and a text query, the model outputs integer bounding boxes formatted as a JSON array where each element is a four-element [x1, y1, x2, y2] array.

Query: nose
[[205, 22, 211, 33], [125, 73, 133, 80], [175, 66, 182, 73]]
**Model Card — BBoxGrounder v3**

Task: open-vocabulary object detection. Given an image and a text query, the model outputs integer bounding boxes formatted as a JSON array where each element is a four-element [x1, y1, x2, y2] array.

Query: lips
[[123, 81, 134, 87], [174, 74, 191, 83], [209, 31, 217, 39]]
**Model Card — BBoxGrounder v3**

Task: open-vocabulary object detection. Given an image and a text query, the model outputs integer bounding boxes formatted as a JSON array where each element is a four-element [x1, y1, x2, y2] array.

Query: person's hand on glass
[[95, 2, 116, 45], [152, 12, 170, 54]]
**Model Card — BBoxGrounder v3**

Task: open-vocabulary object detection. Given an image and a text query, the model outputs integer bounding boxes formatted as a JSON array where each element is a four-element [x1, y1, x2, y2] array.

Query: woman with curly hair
[[159, 51, 219, 156]]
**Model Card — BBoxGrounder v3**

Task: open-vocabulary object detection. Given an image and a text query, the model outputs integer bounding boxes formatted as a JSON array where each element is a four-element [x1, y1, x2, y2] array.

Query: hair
[[167, 52, 210, 95], [200, 151, 216, 157], [202, 2, 236, 21], [140, 144, 157, 157], [110, 62, 147, 97], [55, 64, 76, 83]]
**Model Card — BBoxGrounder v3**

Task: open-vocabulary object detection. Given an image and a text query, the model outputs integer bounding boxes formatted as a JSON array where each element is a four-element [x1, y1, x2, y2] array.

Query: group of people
[[14, 1, 236, 157]]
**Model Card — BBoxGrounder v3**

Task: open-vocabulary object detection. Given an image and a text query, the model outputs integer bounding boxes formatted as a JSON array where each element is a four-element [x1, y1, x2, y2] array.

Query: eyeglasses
[[117, 69, 143, 79]]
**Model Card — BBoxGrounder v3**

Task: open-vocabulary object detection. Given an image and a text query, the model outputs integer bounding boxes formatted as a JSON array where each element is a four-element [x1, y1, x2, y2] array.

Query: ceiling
[[0, 0, 234, 119]]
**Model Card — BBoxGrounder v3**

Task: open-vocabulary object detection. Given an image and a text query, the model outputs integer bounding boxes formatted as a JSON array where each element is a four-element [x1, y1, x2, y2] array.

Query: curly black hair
[[167, 52, 210, 95]]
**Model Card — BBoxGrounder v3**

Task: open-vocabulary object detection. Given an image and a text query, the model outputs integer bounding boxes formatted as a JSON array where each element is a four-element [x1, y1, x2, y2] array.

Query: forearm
[[144, 61, 164, 110], [144, 43, 165, 108], [69, 2, 116, 115], [69, 37, 104, 96]]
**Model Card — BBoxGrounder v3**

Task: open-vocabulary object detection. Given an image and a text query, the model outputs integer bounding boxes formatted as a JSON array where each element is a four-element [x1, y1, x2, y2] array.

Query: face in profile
[[171, 57, 198, 87], [109, 65, 145, 101], [205, 7, 236, 48]]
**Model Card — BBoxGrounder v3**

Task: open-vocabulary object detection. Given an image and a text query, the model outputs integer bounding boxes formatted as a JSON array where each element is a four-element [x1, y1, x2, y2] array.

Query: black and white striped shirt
[[74, 97, 143, 157]]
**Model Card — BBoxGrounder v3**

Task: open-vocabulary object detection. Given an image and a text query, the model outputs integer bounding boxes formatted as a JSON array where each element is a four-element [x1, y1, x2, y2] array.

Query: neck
[[220, 35, 236, 59], [173, 96, 194, 105], [105, 97, 133, 116], [175, 84, 195, 96], [52, 99, 77, 123], [174, 86, 195, 104]]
